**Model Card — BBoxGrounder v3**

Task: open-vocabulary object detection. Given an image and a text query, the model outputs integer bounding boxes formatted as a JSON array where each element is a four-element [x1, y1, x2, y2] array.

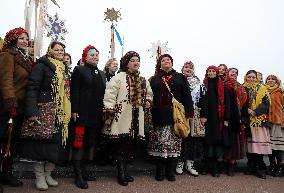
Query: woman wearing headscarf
[[148, 54, 194, 182], [242, 70, 271, 179], [200, 66, 230, 177], [70, 45, 106, 189], [102, 51, 153, 186], [176, 61, 205, 176], [224, 67, 247, 176], [265, 75, 284, 177], [0, 27, 33, 188], [21, 41, 71, 190]]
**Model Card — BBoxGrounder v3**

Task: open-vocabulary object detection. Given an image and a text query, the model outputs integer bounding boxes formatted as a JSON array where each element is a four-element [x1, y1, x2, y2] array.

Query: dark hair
[[64, 53, 72, 64], [50, 41, 66, 50], [228, 67, 238, 75], [246, 70, 257, 76]]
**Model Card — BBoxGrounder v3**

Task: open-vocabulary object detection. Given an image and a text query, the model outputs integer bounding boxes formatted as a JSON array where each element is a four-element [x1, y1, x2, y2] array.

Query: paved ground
[[3, 173, 284, 193]]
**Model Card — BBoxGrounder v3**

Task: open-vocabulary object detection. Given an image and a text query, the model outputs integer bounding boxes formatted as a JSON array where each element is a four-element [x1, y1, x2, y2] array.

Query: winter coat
[[267, 87, 284, 125], [150, 69, 194, 127], [102, 72, 153, 139], [0, 47, 33, 114], [70, 64, 106, 128]]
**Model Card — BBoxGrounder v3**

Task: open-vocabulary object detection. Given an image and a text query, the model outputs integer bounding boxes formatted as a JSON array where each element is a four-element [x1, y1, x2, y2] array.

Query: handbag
[[163, 78, 190, 138], [21, 102, 57, 140]]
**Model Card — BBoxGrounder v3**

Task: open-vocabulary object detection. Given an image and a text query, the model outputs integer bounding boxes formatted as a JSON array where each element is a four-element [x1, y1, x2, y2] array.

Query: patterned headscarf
[[120, 51, 140, 72], [3, 27, 28, 50], [155, 54, 173, 75], [81, 45, 99, 64]]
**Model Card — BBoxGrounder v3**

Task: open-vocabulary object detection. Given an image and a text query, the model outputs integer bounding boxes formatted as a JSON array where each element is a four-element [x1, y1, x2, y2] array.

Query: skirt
[[270, 123, 284, 151], [246, 126, 272, 155], [148, 125, 182, 158]]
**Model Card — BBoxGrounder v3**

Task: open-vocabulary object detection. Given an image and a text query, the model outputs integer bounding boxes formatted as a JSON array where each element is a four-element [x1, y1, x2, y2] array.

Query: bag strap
[[162, 77, 173, 96]]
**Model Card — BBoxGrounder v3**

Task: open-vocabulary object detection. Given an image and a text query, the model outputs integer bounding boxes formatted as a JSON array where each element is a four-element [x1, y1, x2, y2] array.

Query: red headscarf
[[3, 27, 28, 50], [204, 65, 225, 128], [81, 45, 99, 64]]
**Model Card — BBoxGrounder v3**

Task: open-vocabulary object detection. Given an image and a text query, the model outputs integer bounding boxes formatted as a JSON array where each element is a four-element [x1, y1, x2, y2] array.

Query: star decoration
[[148, 40, 171, 58], [104, 8, 121, 23], [45, 13, 68, 42]]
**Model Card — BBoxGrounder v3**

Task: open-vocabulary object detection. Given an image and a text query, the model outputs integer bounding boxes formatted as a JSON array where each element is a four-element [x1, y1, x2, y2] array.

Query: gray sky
[[1, 0, 284, 82]]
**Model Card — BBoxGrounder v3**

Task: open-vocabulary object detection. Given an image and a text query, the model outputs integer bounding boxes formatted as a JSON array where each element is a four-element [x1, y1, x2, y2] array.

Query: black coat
[[200, 78, 230, 146], [70, 64, 106, 128], [150, 69, 194, 127], [25, 55, 62, 117]]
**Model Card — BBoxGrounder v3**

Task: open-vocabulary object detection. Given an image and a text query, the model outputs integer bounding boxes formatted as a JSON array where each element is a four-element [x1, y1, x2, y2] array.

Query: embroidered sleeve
[[103, 73, 121, 109]]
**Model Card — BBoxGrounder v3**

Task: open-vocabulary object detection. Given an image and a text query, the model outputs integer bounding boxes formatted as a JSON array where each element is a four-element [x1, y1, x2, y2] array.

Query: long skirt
[[180, 136, 205, 161], [224, 132, 245, 160], [148, 125, 182, 158], [246, 126, 271, 154], [270, 123, 284, 151]]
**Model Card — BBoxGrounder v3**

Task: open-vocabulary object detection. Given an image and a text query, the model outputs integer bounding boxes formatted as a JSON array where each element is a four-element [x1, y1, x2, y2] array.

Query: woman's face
[[218, 65, 226, 76], [51, 44, 65, 61], [160, 57, 172, 71], [228, 69, 238, 81], [246, 72, 257, 84], [182, 63, 194, 77], [16, 33, 29, 50], [109, 60, 118, 74], [64, 55, 71, 65], [127, 56, 140, 72], [86, 49, 99, 65], [207, 69, 217, 78], [266, 76, 277, 87]]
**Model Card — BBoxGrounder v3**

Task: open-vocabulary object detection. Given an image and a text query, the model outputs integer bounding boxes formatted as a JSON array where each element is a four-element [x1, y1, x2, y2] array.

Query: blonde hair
[[104, 58, 117, 73]]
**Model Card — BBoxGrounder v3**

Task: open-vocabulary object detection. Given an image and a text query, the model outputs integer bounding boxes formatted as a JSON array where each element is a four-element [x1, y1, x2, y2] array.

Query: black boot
[[117, 159, 128, 186], [0, 184, 3, 193], [123, 163, 134, 182], [155, 157, 165, 181], [201, 158, 209, 175], [82, 161, 96, 181], [73, 161, 88, 189], [1, 158, 23, 187], [256, 167, 266, 179], [272, 163, 284, 177], [212, 159, 220, 177], [166, 158, 176, 181], [227, 162, 235, 177]]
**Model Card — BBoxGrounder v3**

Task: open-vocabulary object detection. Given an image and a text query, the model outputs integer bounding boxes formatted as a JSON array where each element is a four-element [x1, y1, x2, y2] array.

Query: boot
[[212, 160, 220, 177], [267, 161, 276, 176], [227, 162, 235, 176], [0, 184, 3, 193], [73, 161, 88, 189], [176, 161, 184, 175], [34, 162, 48, 191], [1, 158, 23, 187], [82, 161, 96, 181], [166, 158, 176, 181], [123, 163, 134, 182], [201, 158, 209, 175], [185, 160, 199, 177], [116, 159, 128, 186], [256, 167, 266, 179], [155, 157, 165, 181], [44, 162, 58, 187], [272, 163, 284, 177]]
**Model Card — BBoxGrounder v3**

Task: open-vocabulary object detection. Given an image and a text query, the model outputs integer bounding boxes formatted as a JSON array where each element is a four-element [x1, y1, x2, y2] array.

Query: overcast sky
[[1, 0, 284, 82]]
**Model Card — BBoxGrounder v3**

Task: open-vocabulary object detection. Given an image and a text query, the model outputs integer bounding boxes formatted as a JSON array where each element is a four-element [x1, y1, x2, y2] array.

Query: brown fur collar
[[6, 47, 33, 73]]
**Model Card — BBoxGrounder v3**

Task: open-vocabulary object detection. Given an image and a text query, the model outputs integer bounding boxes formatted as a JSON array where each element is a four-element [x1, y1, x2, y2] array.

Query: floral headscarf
[[3, 27, 28, 50]]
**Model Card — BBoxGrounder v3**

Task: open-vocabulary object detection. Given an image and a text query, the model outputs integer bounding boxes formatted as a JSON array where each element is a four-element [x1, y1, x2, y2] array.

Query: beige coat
[[102, 72, 153, 139]]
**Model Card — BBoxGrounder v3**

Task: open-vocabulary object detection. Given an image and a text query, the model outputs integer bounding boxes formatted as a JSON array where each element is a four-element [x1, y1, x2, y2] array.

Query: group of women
[[0, 27, 283, 193]]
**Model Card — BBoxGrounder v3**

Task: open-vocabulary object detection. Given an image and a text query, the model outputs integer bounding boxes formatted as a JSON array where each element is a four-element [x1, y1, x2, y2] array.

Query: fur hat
[[119, 51, 140, 72]]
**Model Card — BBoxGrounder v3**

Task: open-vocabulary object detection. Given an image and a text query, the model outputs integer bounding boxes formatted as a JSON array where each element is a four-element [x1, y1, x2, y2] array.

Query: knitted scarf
[[49, 57, 71, 145]]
